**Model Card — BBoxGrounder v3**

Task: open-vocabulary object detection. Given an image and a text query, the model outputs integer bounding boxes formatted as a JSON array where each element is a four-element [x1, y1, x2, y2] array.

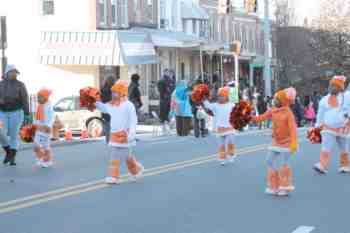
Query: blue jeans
[[0, 110, 24, 150]]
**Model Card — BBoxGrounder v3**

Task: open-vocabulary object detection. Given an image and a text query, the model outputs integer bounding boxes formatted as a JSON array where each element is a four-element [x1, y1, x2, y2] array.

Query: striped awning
[[39, 31, 122, 66], [39, 30, 158, 66]]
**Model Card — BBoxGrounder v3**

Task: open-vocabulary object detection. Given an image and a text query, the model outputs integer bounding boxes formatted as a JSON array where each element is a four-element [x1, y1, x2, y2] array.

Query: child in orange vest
[[96, 80, 144, 184], [204, 87, 236, 165], [253, 87, 298, 196], [34, 88, 55, 168]]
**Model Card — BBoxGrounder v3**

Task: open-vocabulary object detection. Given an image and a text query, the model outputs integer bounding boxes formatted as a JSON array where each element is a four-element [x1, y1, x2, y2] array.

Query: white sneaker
[[265, 188, 278, 195], [228, 155, 236, 163], [36, 159, 43, 167], [338, 166, 350, 173], [277, 190, 289, 196], [313, 163, 328, 174], [105, 177, 119, 184], [219, 159, 227, 166], [280, 186, 295, 192], [130, 163, 145, 181], [41, 161, 53, 168]]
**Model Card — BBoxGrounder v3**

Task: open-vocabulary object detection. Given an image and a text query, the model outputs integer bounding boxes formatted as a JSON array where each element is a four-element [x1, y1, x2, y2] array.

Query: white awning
[[39, 31, 122, 66], [39, 30, 158, 66]]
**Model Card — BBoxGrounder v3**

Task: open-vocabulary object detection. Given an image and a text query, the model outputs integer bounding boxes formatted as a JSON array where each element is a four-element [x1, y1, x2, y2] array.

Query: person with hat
[[96, 80, 144, 184], [33, 88, 55, 168], [314, 75, 350, 174], [0, 64, 30, 166], [203, 86, 237, 165], [252, 87, 298, 196]]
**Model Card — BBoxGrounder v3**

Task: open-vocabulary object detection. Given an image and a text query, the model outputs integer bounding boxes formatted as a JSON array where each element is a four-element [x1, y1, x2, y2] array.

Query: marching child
[[253, 87, 298, 196], [33, 88, 55, 168], [96, 80, 144, 184], [314, 75, 350, 174], [203, 87, 236, 165]]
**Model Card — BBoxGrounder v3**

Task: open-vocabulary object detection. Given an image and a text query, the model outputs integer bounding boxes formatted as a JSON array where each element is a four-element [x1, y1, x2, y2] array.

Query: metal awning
[[118, 31, 158, 65], [133, 28, 202, 48], [181, 1, 209, 20], [39, 31, 122, 66], [39, 30, 158, 66]]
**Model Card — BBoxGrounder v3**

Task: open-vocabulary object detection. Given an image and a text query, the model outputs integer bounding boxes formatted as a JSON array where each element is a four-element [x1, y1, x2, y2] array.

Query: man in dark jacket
[[100, 75, 116, 143], [0, 65, 30, 166], [291, 96, 304, 127], [128, 73, 143, 111], [157, 71, 172, 124]]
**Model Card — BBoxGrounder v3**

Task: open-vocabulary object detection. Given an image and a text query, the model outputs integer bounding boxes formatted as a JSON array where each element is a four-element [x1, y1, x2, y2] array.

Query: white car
[[53, 96, 104, 137]]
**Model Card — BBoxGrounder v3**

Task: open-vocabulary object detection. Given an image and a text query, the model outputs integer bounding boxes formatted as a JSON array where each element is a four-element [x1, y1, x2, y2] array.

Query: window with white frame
[[98, 0, 107, 25], [182, 20, 187, 33], [111, 0, 117, 26], [235, 23, 240, 42], [242, 25, 247, 51], [118, 0, 128, 27], [42, 0, 55, 15], [193, 20, 197, 34]]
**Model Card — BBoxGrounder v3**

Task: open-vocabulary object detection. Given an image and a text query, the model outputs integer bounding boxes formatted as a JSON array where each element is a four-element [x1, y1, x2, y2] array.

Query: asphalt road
[[0, 129, 349, 233]]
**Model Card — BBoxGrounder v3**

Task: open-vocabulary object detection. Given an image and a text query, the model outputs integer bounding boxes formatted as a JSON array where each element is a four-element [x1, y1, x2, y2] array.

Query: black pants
[[176, 116, 192, 136], [103, 120, 111, 144], [193, 117, 206, 137]]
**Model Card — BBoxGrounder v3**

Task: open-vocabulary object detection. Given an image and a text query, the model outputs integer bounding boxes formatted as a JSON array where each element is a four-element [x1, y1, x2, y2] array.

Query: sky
[[294, 0, 320, 23]]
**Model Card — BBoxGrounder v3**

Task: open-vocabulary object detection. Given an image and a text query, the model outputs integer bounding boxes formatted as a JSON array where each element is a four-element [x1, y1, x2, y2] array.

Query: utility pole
[[0, 16, 7, 78], [263, 0, 271, 96]]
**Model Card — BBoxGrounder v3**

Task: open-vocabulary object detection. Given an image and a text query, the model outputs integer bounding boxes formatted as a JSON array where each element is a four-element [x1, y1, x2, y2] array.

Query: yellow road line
[[0, 138, 308, 214], [0, 144, 268, 214]]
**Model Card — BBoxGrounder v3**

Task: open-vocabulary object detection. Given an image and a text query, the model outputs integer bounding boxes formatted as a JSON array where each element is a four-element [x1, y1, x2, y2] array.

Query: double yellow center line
[[0, 144, 269, 215]]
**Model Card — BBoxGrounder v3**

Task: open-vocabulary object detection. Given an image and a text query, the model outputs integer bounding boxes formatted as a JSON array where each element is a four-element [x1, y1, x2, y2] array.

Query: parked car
[[53, 96, 104, 137]]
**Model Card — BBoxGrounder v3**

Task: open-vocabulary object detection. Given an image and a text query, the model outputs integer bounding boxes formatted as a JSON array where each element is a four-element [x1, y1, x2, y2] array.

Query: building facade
[[0, 0, 273, 114]]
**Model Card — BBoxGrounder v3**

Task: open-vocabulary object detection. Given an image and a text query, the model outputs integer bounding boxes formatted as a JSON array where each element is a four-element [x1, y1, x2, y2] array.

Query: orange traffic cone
[[64, 126, 73, 141], [81, 129, 89, 140]]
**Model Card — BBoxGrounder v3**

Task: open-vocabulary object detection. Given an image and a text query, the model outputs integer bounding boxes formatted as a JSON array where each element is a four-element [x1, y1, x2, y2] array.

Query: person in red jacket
[[253, 87, 298, 196]]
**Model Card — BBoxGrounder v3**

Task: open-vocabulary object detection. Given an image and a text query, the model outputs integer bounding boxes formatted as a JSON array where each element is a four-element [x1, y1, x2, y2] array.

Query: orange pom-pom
[[191, 84, 210, 104], [20, 124, 37, 143], [79, 87, 101, 111], [307, 127, 322, 144], [229, 101, 253, 130]]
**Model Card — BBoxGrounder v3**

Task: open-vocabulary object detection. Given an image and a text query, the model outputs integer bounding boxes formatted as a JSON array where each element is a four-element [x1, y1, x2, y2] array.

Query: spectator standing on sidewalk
[[257, 94, 267, 129], [190, 79, 208, 138], [291, 96, 304, 127], [172, 80, 193, 136], [304, 101, 316, 126], [157, 70, 173, 134], [0, 65, 30, 166], [128, 74, 143, 114], [100, 75, 117, 143]]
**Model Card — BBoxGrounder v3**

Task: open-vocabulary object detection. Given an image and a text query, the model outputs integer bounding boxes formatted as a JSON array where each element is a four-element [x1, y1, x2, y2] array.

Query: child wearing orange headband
[[33, 88, 55, 168], [314, 75, 350, 174], [252, 87, 298, 196], [203, 86, 237, 165], [96, 80, 144, 184]]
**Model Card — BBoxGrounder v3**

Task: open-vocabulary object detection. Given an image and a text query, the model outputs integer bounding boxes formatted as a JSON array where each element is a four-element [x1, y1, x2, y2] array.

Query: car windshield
[[55, 98, 75, 111]]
